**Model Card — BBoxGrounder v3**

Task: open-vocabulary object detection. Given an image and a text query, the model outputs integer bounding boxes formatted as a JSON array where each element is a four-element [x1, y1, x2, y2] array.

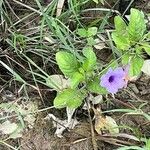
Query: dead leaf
[[46, 74, 70, 91], [24, 115, 36, 129], [9, 124, 23, 139], [82, 94, 103, 110], [94, 38, 105, 50], [93, 95, 103, 105], [93, 108, 119, 134], [95, 115, 107, 134], [44, 36, 56, 44], [66, 107, 75, 123], [0, 101, 38, 139], [56, 0, 65, 17], [141, 60, 150, 76], [105, 116, 119, 134], [0, 120, 18, 134], [45, 108, 77, 138]]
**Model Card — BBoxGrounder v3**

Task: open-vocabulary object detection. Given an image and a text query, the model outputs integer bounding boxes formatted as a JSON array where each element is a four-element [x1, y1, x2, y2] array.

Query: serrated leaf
[[87, 77, 108, 94], [77, 28, 87, 37], [70, 72, 85, 88], [142, 43, 150, 56], [67, 89, 87, 108], [122, 53, 130, 65], [54, 89, 86, 109], [112, 32, 130, 50], [67, 96, 82, 108], [54, 89, 71, 108], [87, 37, 96, 46], [56, 51, 80, 77], [129, 56, 144, 77], [114, 16, 127, 32], [46, 74, 69, 91], [128, 8, 146, 42], [135, 46, 143, 54], [82, 47, 97, 72], [87, 27, 97, 37]]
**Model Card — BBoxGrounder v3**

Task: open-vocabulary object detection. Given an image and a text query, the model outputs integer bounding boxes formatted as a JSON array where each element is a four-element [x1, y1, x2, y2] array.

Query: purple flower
[[100, 67, 126, 94]]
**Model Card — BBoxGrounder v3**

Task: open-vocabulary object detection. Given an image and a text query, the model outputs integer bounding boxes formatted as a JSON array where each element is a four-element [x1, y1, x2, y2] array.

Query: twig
[[86, 99, 98, 150]]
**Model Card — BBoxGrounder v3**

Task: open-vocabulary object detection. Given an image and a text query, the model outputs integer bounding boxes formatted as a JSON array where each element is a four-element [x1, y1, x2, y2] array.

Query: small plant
[[52, 26, 129, 109], [53, 8, 150, 110], [51, 26, 108, 109], [112, 8, 150, 77]]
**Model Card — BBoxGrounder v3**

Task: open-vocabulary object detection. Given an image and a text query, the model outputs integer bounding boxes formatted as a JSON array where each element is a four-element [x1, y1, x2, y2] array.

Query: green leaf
[[128, 8, 146, 42], [129, 56, 144, 77], [82, 47, 97, 72], [54, 89, 86, 109], [114, 16, 127, 32], [54, 89, 73, 108], [87, 77, 108, 94], [122, 53, 130, 65], [77, 28, 87, 37], [135, 45, 143, 54], [87, 37, 96, 46], [77, 27, 97, 38], [112, 32, 130, 50], [66, 98, 82, 108], [70, 72, 85, 88], [112, 15, 130, 50], [87, 27, 97, 37], [67, 89, 87, 108], [145, 139, 150, 149], [142, 43, 150, 56], [56, 51, 79, 77]]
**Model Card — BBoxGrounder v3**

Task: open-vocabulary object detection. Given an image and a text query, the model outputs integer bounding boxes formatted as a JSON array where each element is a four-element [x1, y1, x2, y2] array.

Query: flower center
[[109, 75, 115, 83]]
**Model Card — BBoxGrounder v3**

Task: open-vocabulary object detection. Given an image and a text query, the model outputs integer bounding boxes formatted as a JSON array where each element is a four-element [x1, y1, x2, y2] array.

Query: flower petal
[[113, 67, 125, 77], [114, 78, 126, 89], [100, 76, 109, 87], [107, 86, 118, 94]]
